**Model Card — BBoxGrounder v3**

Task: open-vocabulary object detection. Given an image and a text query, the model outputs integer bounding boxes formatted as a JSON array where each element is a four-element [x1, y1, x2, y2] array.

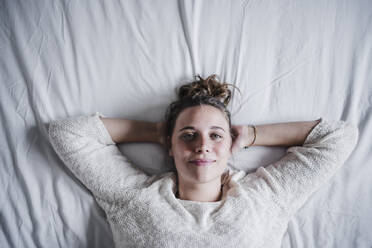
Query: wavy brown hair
[[163, 74, 241, 152]]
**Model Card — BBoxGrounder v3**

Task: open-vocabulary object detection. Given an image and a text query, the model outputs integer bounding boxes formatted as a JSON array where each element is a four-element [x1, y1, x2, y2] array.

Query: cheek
[[216, 140, 232, 156], [172, 141, 191, 157], [172, 138, 232, 157]]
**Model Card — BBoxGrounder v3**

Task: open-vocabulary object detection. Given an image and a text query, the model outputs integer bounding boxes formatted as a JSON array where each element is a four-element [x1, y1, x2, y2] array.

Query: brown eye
[[181, 133, 195, 141], [211, 133, 222, 139]]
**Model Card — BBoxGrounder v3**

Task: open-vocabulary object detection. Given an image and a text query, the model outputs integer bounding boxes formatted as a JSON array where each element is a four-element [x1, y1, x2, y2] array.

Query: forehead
[[175, 105, 228, 128]]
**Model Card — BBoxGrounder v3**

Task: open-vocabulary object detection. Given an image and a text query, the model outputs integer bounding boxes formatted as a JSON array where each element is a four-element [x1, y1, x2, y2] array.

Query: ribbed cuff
[[92, 112, 115, 145], [302, 118, 324, 145]]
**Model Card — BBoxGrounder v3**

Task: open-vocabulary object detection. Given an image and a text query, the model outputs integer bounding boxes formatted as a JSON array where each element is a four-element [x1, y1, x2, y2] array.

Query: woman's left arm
[[231, 119, 321, 154], [235, 118, 359, 216]]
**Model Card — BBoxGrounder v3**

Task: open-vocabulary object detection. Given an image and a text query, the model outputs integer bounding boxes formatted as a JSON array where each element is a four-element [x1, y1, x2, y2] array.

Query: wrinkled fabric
[[1, 0, 371, 247]]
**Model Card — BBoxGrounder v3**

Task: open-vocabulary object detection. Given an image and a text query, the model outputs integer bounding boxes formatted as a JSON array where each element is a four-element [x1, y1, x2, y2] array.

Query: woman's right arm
[[99, 117, 164, 145], [48, 112, 152, 203]]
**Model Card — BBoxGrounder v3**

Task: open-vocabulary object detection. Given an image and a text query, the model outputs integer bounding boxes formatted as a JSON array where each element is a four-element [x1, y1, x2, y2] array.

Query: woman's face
[[169, 105, 232, 184]]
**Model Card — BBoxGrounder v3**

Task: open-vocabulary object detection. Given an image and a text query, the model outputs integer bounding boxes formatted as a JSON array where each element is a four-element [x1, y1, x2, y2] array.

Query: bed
[[1, 0, 371, 247]]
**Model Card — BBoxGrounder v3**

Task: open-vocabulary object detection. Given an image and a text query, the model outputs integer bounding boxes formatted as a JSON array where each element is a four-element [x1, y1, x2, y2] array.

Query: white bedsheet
[[1, 0, 371, 247]]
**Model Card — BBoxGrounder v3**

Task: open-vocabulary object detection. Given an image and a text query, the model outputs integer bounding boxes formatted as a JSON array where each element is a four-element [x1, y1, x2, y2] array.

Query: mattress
[[1, 0, 371, 247]]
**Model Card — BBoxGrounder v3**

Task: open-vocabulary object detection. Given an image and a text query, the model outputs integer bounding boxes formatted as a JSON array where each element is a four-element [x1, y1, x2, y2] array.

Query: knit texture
[[48, 112, 359, 248]]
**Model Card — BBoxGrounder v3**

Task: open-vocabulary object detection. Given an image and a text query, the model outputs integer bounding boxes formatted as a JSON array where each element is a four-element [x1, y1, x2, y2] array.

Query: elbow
[[47, 120, 69, 146]]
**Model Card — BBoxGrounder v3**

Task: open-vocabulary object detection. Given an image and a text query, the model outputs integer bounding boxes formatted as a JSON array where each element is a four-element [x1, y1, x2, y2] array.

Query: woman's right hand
[[156, 122, 166, 147]]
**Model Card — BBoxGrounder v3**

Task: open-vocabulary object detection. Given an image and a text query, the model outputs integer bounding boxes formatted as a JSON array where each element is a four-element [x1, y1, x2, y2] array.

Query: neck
[[176, 177, 223, 202]]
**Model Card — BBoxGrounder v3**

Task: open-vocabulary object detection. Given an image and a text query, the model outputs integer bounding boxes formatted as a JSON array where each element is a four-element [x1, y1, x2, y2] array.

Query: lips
[[189, 159, 216, 166]]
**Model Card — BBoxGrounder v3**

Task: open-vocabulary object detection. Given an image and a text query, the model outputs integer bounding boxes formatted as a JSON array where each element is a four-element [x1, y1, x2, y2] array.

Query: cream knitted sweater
[[48, 112, 358, 248]]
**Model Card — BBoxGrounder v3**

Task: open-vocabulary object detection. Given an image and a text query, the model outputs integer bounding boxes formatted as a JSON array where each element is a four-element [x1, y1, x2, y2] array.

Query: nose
[[195, 136, 211, 153], [195, 145, 210, 153]]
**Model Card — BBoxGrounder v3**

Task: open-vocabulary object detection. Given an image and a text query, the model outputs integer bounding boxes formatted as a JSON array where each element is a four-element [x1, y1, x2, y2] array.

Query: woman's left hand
[[230, 125, 250, 155]]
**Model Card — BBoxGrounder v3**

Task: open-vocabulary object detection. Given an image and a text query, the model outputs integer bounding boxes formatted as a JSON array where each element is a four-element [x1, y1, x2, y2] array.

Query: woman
[[48, 74, 358, 247]]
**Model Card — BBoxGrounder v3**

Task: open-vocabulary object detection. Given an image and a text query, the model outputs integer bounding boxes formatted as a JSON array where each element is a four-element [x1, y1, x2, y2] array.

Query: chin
[[193, 171, 223, 182]]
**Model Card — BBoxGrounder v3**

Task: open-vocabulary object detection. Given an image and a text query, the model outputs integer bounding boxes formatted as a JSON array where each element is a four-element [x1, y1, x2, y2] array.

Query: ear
[[169, 149, 173, 157]]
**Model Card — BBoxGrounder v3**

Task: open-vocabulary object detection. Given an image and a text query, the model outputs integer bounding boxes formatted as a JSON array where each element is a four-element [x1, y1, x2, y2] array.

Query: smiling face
[[169, 105, 233, 185]]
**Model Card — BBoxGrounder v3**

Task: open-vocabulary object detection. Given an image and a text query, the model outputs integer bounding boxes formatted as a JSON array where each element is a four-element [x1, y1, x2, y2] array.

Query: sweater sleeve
[[242, 118, 359, 216], [48, 112, 150, 203]]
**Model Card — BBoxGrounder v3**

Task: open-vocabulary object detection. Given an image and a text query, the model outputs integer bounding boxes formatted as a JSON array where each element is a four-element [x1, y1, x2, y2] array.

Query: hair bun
[[178, 74, 233, 107]]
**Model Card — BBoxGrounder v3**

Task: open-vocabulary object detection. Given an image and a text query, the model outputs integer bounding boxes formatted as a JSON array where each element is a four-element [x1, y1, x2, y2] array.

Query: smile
[[189, 160, 216, 166]]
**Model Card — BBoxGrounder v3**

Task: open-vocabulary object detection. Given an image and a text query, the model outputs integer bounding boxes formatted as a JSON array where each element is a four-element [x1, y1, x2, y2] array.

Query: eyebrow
[[178, 126, 225, 132]]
